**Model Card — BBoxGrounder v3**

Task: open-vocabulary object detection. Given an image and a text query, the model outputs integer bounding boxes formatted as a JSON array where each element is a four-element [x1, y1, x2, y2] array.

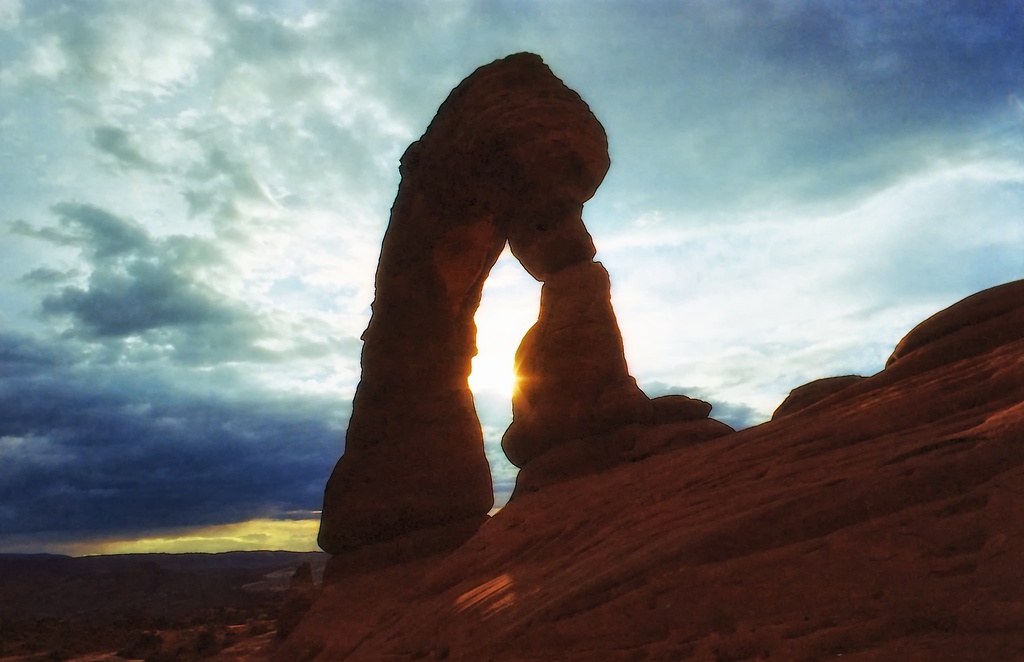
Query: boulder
[[651, 394, 715, 424], [276, 562, 319, 640]]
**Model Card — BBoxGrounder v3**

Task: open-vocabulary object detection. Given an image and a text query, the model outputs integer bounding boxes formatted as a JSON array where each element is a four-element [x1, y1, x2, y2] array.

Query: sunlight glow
[[468, 248, 540, 399], [468, 354, 519, 398]]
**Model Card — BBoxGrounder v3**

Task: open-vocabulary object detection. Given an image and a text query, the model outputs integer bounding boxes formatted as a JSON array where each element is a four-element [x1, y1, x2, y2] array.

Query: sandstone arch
[[318, 53, 726, 557]]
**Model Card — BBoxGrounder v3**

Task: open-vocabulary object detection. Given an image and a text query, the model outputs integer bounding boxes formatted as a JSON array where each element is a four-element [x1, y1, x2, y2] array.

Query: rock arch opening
[[468, 245, 538, 509], [317, 53, 729, 558]]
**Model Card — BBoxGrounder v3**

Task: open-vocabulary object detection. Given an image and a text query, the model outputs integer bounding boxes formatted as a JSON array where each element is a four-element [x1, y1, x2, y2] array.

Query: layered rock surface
[[319, 53, 711, 556], [285, 279, 1024, 661]]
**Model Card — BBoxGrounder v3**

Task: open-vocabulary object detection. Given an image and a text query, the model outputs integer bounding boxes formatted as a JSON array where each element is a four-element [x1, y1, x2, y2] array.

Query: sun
[[468, 353, 518, 398], [468, 247, 540, 399]]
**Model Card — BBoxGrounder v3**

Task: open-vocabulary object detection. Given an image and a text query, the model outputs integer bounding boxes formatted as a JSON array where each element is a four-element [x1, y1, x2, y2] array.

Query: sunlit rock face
[[318, 53, 634, 555]]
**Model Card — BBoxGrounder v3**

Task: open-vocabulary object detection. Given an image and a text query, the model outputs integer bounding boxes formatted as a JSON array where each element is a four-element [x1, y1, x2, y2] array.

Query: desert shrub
[[194, 626, 222, 657], [117, 630, 164, 660], [145, 649, 184, 662], [248, 621, 271, 636]]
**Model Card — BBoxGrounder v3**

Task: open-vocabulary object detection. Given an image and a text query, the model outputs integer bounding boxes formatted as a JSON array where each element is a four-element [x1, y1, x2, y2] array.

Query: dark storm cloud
[[20, 202, 273, 363], [42, 259, 243, 338], [4, 196, 357, 545], [0, 330, 342, 540], [48, 202, 150, 260], [0, 331, 64, 374]]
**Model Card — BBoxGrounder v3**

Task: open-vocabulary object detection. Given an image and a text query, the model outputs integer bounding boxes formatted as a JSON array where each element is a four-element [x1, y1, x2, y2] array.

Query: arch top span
[[318, 53, 728, 560]]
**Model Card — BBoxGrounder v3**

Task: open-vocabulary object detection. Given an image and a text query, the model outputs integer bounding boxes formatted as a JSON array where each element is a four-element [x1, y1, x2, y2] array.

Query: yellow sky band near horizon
[[64, 511, 507, 556], [69, 518, 323, 556]]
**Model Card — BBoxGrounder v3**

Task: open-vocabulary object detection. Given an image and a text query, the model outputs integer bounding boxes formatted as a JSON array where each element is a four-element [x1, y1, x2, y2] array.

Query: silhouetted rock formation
[[772, 374, 866, 420], [501, 261, 655, 467], [276, 562, 318, 640], [319, 53, 721, 557], [283, 279, 1024, 661], [887, 278, 1024, 369]]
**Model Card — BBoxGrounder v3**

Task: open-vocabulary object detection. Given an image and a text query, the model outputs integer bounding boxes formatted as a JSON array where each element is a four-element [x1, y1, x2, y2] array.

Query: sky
[[1, 0, 1022, 556]]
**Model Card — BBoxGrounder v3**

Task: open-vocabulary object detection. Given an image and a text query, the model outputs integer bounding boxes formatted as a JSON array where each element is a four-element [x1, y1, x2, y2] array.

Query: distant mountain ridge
[[0, 550, 327, 621]]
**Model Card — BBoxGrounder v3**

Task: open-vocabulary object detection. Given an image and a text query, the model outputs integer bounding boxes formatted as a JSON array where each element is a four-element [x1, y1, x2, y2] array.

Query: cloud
[[1, 0, 1021, 554], [47, 202, 151, 259], [570, 0, 1024, 229], [0, 0, 20, 30], [42, 259, 246, 338], [473, 388, 518, 506], [0, 330, 342, 544], [179, 146, 284, 235], [641, 381, 764, 431], [606, 160, 1024, 421], [16, 203, 267, 362], [15, 0, 213, 99], [92, 125, 156, 171], [12, 201, 370, 376], [17, 267, 79, 287], [9, 218, 87, 250]]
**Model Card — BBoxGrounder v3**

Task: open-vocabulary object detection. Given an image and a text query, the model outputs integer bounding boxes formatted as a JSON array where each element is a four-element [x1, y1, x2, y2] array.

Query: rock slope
[[283, 279, 1024, 661]]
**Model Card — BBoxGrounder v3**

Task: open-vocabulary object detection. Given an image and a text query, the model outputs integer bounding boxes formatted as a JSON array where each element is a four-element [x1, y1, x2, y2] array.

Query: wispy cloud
[[92, 126, 157, 172], [605, 155, 1024, 420]]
